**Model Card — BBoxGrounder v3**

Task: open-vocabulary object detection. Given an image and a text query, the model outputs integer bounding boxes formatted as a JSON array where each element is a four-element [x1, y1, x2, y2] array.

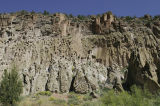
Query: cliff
[[0, 11, 159, 95]]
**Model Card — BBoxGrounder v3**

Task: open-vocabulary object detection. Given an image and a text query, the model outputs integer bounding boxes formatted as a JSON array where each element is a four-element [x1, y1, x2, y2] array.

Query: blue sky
[[0, 0, 160, 16]]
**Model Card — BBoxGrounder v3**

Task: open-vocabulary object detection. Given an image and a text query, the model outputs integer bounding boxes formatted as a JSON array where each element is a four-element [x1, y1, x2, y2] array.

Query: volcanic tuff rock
[[0, 11, 159, 95], [125, 48, 160, 92]]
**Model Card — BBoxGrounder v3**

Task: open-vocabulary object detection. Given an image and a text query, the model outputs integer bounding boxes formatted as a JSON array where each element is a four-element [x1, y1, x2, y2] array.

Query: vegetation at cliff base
[[16, 86, 160, 106], [0, 68, 23, 106], [101, 86, 157, 106]]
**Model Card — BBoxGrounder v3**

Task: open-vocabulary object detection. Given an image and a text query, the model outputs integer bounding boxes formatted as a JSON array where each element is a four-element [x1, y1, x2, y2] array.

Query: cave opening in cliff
[[69, 76, 76, 92]]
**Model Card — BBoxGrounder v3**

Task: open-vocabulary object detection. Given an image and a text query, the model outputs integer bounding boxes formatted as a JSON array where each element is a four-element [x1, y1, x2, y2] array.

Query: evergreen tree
[[43, 10, 49, 15], [77, 15, 86, 20], [69, 14, 74, 18], [0, 68, 23, 106]]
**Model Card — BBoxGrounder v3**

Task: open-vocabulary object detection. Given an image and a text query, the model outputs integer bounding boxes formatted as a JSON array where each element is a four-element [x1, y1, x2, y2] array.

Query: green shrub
[[0, 68, 23, 106], [37, 91, 52, 96], [153, 15, 160, 20], [125, 16, 134, 21], [49, 96, 55, 101], [100, 85, 156, 106], [77, 15, 86, 20], [43, 10, 49, 15], [68, 14, 74, 18], [37, 100, 42, 106]]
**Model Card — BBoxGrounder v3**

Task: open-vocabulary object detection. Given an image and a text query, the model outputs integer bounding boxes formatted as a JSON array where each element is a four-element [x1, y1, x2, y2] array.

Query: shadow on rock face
[[124, 49, 160, 93]]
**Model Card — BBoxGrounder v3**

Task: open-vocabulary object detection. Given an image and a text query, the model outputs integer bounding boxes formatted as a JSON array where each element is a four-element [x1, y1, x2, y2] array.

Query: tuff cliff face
[[0, 12, 159, 95]]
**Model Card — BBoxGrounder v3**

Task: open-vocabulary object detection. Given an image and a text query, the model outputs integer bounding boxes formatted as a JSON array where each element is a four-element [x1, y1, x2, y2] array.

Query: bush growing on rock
[[77, 15, 86, 20], [67, 14, 74, 18], [153, 15, 160, 20], [125, 16, 134, 21]]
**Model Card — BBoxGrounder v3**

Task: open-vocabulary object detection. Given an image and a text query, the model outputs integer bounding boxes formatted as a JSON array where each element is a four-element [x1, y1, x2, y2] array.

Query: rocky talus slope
[[0, 12, 159, 95]]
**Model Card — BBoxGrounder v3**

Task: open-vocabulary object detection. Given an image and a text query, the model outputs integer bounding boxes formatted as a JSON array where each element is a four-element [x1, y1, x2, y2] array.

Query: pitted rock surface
[[0, 12, 159, 95]]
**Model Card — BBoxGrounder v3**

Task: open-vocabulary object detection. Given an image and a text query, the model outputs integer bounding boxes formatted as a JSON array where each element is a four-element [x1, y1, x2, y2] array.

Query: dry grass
[[18, 93, 68, 106], [17, 92, 97, 106]]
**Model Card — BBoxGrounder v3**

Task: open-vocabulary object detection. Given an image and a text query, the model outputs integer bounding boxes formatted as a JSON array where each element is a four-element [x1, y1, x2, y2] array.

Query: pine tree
[[0, 68, 23, 106], [43, 10, 49, 15]]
